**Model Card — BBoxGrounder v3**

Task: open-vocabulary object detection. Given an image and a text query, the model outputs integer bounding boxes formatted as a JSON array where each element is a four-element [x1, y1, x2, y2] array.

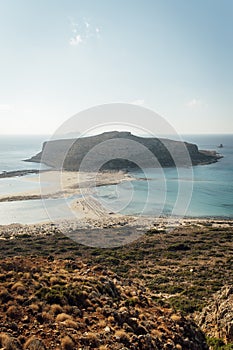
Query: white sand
[[0, 170, 134, 201]]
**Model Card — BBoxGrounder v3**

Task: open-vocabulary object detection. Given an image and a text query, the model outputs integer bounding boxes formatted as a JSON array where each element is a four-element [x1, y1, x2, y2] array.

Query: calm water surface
[[0, 134, 232, 224]]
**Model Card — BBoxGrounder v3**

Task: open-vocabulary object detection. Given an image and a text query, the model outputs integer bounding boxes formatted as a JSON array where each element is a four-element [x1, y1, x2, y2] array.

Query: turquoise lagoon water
[[95, 135, 233, 219], [0, 197, 82, 225], [0, 134, 232, 224], [0, 135, 53, 224]]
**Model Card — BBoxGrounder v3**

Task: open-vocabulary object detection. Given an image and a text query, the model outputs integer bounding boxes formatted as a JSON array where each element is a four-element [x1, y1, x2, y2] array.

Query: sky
[[0, 0, 232, 135]]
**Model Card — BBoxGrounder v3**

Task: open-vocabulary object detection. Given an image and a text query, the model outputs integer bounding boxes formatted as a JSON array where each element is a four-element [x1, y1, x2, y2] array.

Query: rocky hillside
[[195, 285, 233, 346], [0, 221, 232, 349], [26, 131, 221, 170], [0, 256, 208, 350]]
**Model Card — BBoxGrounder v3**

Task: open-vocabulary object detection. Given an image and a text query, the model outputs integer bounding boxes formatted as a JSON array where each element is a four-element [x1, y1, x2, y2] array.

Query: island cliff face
[[26, 131, 221, 170]]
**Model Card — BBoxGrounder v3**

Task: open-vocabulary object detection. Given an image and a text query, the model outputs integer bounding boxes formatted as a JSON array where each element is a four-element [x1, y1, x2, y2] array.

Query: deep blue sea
[[0, 135, 49, 172], [0, 134, 232, 224]]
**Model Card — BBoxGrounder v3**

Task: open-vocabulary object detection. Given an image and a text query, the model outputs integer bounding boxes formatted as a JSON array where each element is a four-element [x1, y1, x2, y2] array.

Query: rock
[[24, 338, 47, 349], [195, 285, 233, 344]]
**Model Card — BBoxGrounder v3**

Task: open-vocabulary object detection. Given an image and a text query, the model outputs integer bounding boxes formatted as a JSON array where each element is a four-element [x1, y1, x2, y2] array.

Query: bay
[[0, 134, 232, 224]]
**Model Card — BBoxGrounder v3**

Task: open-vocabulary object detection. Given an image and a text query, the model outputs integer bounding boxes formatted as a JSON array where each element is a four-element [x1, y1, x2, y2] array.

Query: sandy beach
[[0, 170, 133, 201], [0, 170, 139, 234], [1, 170, 233, 234]]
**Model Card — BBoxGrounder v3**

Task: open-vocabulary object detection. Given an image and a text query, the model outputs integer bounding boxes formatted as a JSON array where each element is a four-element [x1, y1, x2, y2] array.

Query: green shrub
[[206, 337, 233, 349]]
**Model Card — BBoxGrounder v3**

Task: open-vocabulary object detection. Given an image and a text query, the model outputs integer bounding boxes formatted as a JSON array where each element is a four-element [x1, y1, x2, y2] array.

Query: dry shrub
[[139, 313, 146, 321], [108, 315, 115, 324], [115, 330, 130, 342], [6, 305, 21, 319], [170, 313, 182, 322], [11, 282, 23, 290], [50, 304, 63, 315], [23, 272, 31, 279], [0, 287, 11, 303], [61, 336, 74, 350], [29, 303, 40, 314], [151, 329, 163, 339], [15, 295, 25, 305], [98, 319, 106, 327], [0, 333, 11, 346], [24, 336, 46, 349], [131, 296, 139, 303], [118, 306, 128, 313], [49, 276, 60, 285], [11, 281, 25, 294], [85, 332, 99, 347], [0, 332, 21, 349], [41, 311, 53, 322], [176, 345, 182, 350], [124, 287, 133, 296], [95, 306, 102, 313], [56, 313, 72, 322], [62, 319, 78, 329]]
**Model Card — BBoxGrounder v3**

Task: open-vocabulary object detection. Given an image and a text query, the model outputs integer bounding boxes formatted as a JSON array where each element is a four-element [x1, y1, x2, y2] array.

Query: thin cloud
[[69, 35, 83, 46], [69, 17, 101, 47], [186, 98, 204, 108]]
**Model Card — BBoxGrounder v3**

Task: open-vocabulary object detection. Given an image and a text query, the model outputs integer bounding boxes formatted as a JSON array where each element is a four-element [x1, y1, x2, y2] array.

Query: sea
[[0, 134, 232, 225]]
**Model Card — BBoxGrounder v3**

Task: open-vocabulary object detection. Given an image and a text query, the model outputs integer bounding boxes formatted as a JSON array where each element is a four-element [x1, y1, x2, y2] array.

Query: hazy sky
[[0, 0, 232, 135]]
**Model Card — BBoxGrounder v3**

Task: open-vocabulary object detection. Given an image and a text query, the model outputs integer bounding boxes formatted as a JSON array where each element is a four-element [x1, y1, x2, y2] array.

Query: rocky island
[[25, 131, 222, 170]]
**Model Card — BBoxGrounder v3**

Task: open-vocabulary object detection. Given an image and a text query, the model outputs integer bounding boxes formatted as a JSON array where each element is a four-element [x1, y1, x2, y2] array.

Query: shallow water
[[0, 174, 41, 196], [95, 135, 233, 219], [0, 196, 82, 225], [0, 134, 232, 224]]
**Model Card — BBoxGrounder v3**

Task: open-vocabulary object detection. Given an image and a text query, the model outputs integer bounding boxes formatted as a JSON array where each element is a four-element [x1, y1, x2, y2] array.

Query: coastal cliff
[[26, 131, 221, 170]]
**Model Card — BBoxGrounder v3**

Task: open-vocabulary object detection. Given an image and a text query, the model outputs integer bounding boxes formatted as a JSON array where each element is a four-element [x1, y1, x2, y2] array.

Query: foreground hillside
[[0, 256, 208, 350], [0, 221, 233, 349]]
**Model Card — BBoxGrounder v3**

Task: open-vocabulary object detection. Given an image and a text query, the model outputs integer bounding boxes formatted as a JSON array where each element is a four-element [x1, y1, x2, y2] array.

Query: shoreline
[[0, 217, 233, 249], [0, 169, 233, 229], [0, 169, 134, 202], [0, 169, 233, 244], [0, 215, 233, 236]]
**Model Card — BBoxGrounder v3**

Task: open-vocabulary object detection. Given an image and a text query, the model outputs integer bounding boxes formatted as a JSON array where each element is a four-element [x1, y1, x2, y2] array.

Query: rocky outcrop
[[25, 131, 221, 170], [195, 285, 233, 344]]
